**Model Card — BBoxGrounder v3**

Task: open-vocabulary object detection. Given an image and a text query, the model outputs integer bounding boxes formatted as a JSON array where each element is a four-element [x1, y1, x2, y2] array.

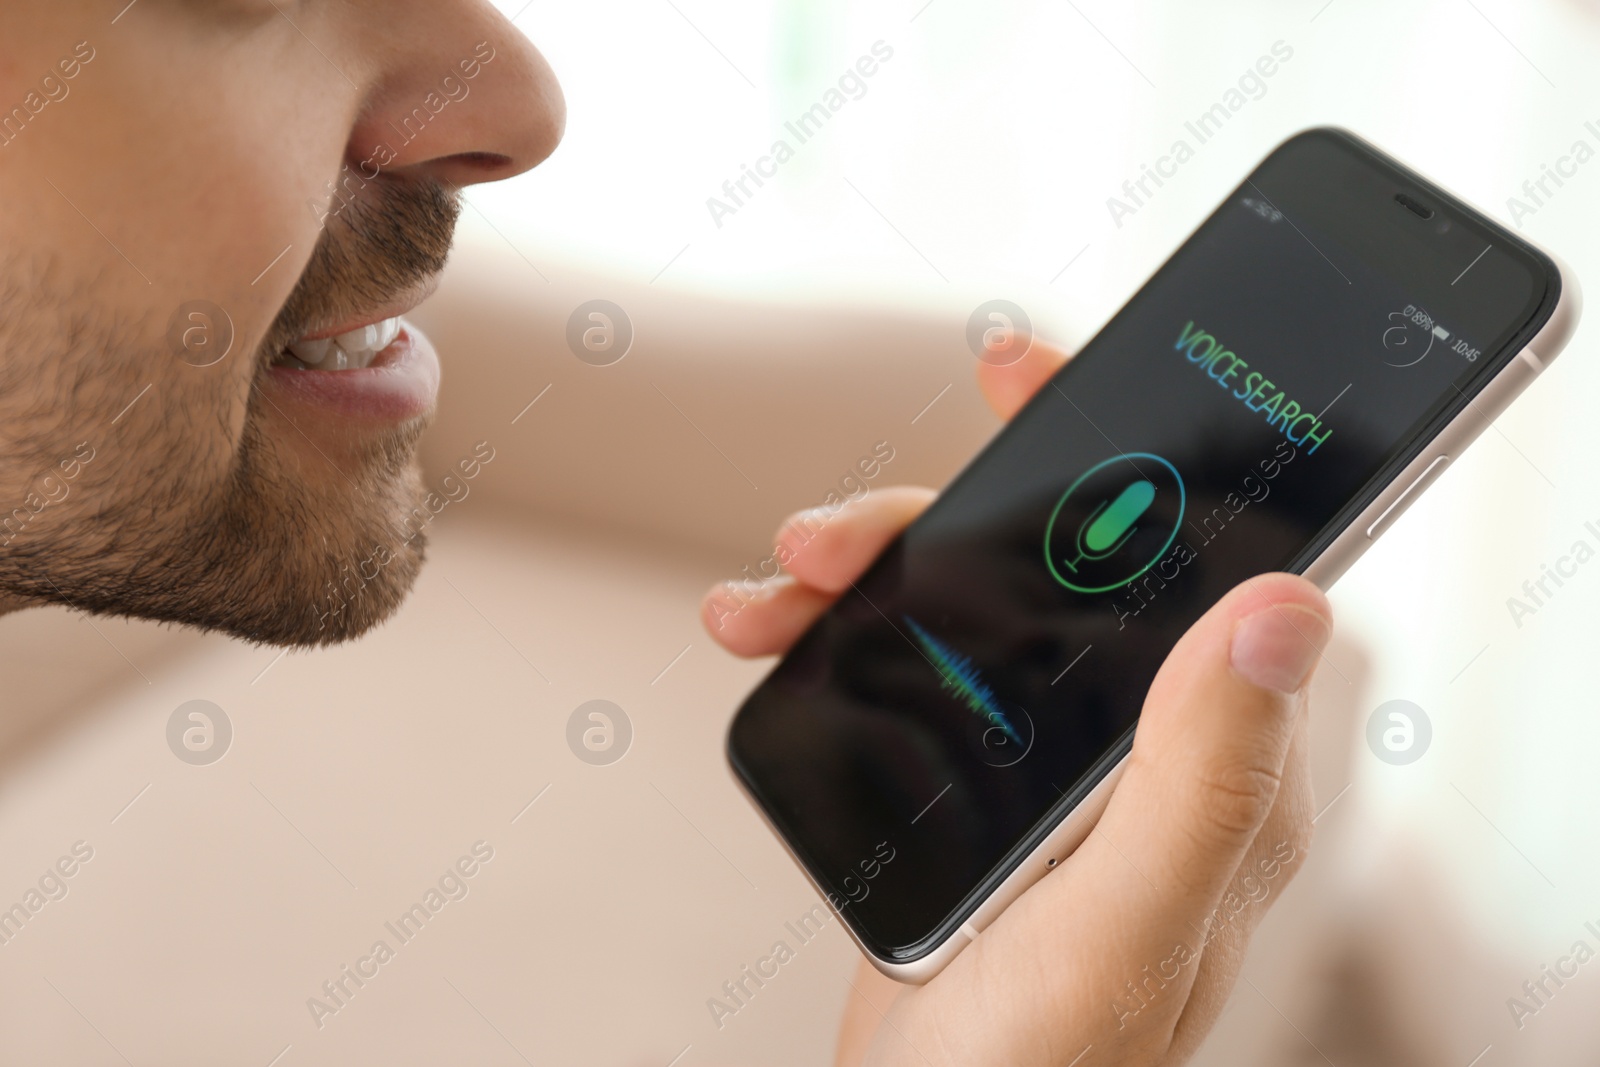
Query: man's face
[[0, 0, 563, 645]]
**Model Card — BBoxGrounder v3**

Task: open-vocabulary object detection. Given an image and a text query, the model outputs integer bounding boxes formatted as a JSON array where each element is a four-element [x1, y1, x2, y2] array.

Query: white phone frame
[[731, 133, 1583, 986]]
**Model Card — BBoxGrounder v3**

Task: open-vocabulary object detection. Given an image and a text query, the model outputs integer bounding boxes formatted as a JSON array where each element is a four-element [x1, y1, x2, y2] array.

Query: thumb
[[1070, 572, 1330, 954], [868, 576, 1332, 1066], [953, 575, 1331, 1042]]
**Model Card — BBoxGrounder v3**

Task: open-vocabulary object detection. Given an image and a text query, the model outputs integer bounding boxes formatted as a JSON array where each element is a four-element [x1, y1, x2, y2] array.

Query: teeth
[[375, 317, 401, 349], [280, 317, 402, 371], [336, 324, 380, 352], [288, 338, 332, 365]]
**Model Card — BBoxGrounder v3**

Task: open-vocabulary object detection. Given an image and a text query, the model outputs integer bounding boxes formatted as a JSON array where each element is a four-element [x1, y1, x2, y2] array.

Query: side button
[[1366, 455, 1449, 540]]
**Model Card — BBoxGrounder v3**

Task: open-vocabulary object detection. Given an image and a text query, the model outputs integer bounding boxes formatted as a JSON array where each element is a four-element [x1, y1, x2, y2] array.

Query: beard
[[0, 180, 461, 647]]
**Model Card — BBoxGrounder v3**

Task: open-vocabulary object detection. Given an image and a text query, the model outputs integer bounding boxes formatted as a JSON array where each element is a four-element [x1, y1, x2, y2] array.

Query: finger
[[1083, 572, 1328, 932], [1166, 708, 1313, 1062], [778, 487, 936, 595], [701, 575, 834, 658], [701, 488, 936, 657], [976, 338, 1071, 421], [901, 574, 1330, 1064], [834, 958, 905, 1067]]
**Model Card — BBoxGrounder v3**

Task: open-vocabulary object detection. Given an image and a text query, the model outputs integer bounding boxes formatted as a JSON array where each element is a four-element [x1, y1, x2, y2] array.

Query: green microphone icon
[[1060, 479, 1156, 574], [1045, 453, 1184, 594]]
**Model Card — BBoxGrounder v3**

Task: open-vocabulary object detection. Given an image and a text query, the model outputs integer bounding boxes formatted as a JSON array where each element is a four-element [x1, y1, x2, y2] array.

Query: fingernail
[[1230, 604, 1331, 694]]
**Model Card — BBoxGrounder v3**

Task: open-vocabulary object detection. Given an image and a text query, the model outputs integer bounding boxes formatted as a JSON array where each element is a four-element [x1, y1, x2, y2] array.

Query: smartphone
[[726, 127, 1580, 983]]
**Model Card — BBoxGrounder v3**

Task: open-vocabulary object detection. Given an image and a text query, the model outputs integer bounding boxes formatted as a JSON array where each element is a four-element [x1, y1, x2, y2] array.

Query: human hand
[[703, 341, 1330, 1067]]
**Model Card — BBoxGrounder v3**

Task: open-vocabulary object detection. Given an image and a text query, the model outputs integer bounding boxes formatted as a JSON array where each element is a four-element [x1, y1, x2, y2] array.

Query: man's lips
[[257, 275, 444, 424], [262, 323, 441, 423]]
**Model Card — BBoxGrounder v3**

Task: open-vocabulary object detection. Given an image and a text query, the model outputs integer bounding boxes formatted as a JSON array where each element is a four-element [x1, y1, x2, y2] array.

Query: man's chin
[[0, 533, 427, 650], [282, 535, 428, 647], [0, 429, 437, 649], [217, 450, 435, 648], [223, 395, 436, 647]]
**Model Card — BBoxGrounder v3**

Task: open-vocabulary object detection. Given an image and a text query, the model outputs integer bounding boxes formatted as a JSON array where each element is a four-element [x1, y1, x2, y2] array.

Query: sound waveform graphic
[[902, 616, 1021, 747]]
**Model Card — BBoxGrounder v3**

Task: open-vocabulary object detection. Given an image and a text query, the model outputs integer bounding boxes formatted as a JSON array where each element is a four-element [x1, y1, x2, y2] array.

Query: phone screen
[[728, 129, 1559, 961]]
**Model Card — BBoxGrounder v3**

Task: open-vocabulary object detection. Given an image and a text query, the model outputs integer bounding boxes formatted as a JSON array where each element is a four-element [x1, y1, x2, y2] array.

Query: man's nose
[[344, 2, 565, 189]]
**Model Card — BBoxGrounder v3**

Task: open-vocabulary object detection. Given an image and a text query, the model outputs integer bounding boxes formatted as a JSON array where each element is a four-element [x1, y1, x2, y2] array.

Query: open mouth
[[257, 274, 444, 423], [261, 315, 441, 423], [272, 316, 405, 370]]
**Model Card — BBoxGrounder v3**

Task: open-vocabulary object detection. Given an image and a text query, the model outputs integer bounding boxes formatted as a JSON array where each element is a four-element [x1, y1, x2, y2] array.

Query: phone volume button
[[1366, 455, 1450, 540]]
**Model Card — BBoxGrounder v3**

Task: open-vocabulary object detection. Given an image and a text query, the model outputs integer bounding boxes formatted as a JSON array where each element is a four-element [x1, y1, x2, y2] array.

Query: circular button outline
[[165, 699, 233, 766], [975, 702, 1034, 768], [966, 299, 1034, 368], [1365, 698, 1432, 765], [1044, 452, 1186, 594], [1381, 308, 1435, 369], [565, 698, 633, 766], [565, 299, 634, 367], [166, 300, 235, 368]]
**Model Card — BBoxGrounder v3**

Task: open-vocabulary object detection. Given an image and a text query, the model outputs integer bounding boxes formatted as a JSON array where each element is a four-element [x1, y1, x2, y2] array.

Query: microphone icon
[[1045, 452, 1184, 594], [1059, 479, 1156, 575]]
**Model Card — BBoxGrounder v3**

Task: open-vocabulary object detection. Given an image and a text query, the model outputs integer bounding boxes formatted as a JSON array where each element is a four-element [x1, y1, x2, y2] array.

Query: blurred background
[[4, 0, 1600, 1063]]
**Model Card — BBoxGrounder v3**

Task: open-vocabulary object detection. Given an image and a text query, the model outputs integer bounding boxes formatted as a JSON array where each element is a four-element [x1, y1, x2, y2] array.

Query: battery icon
[[1432, 324, 1451, 342]]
